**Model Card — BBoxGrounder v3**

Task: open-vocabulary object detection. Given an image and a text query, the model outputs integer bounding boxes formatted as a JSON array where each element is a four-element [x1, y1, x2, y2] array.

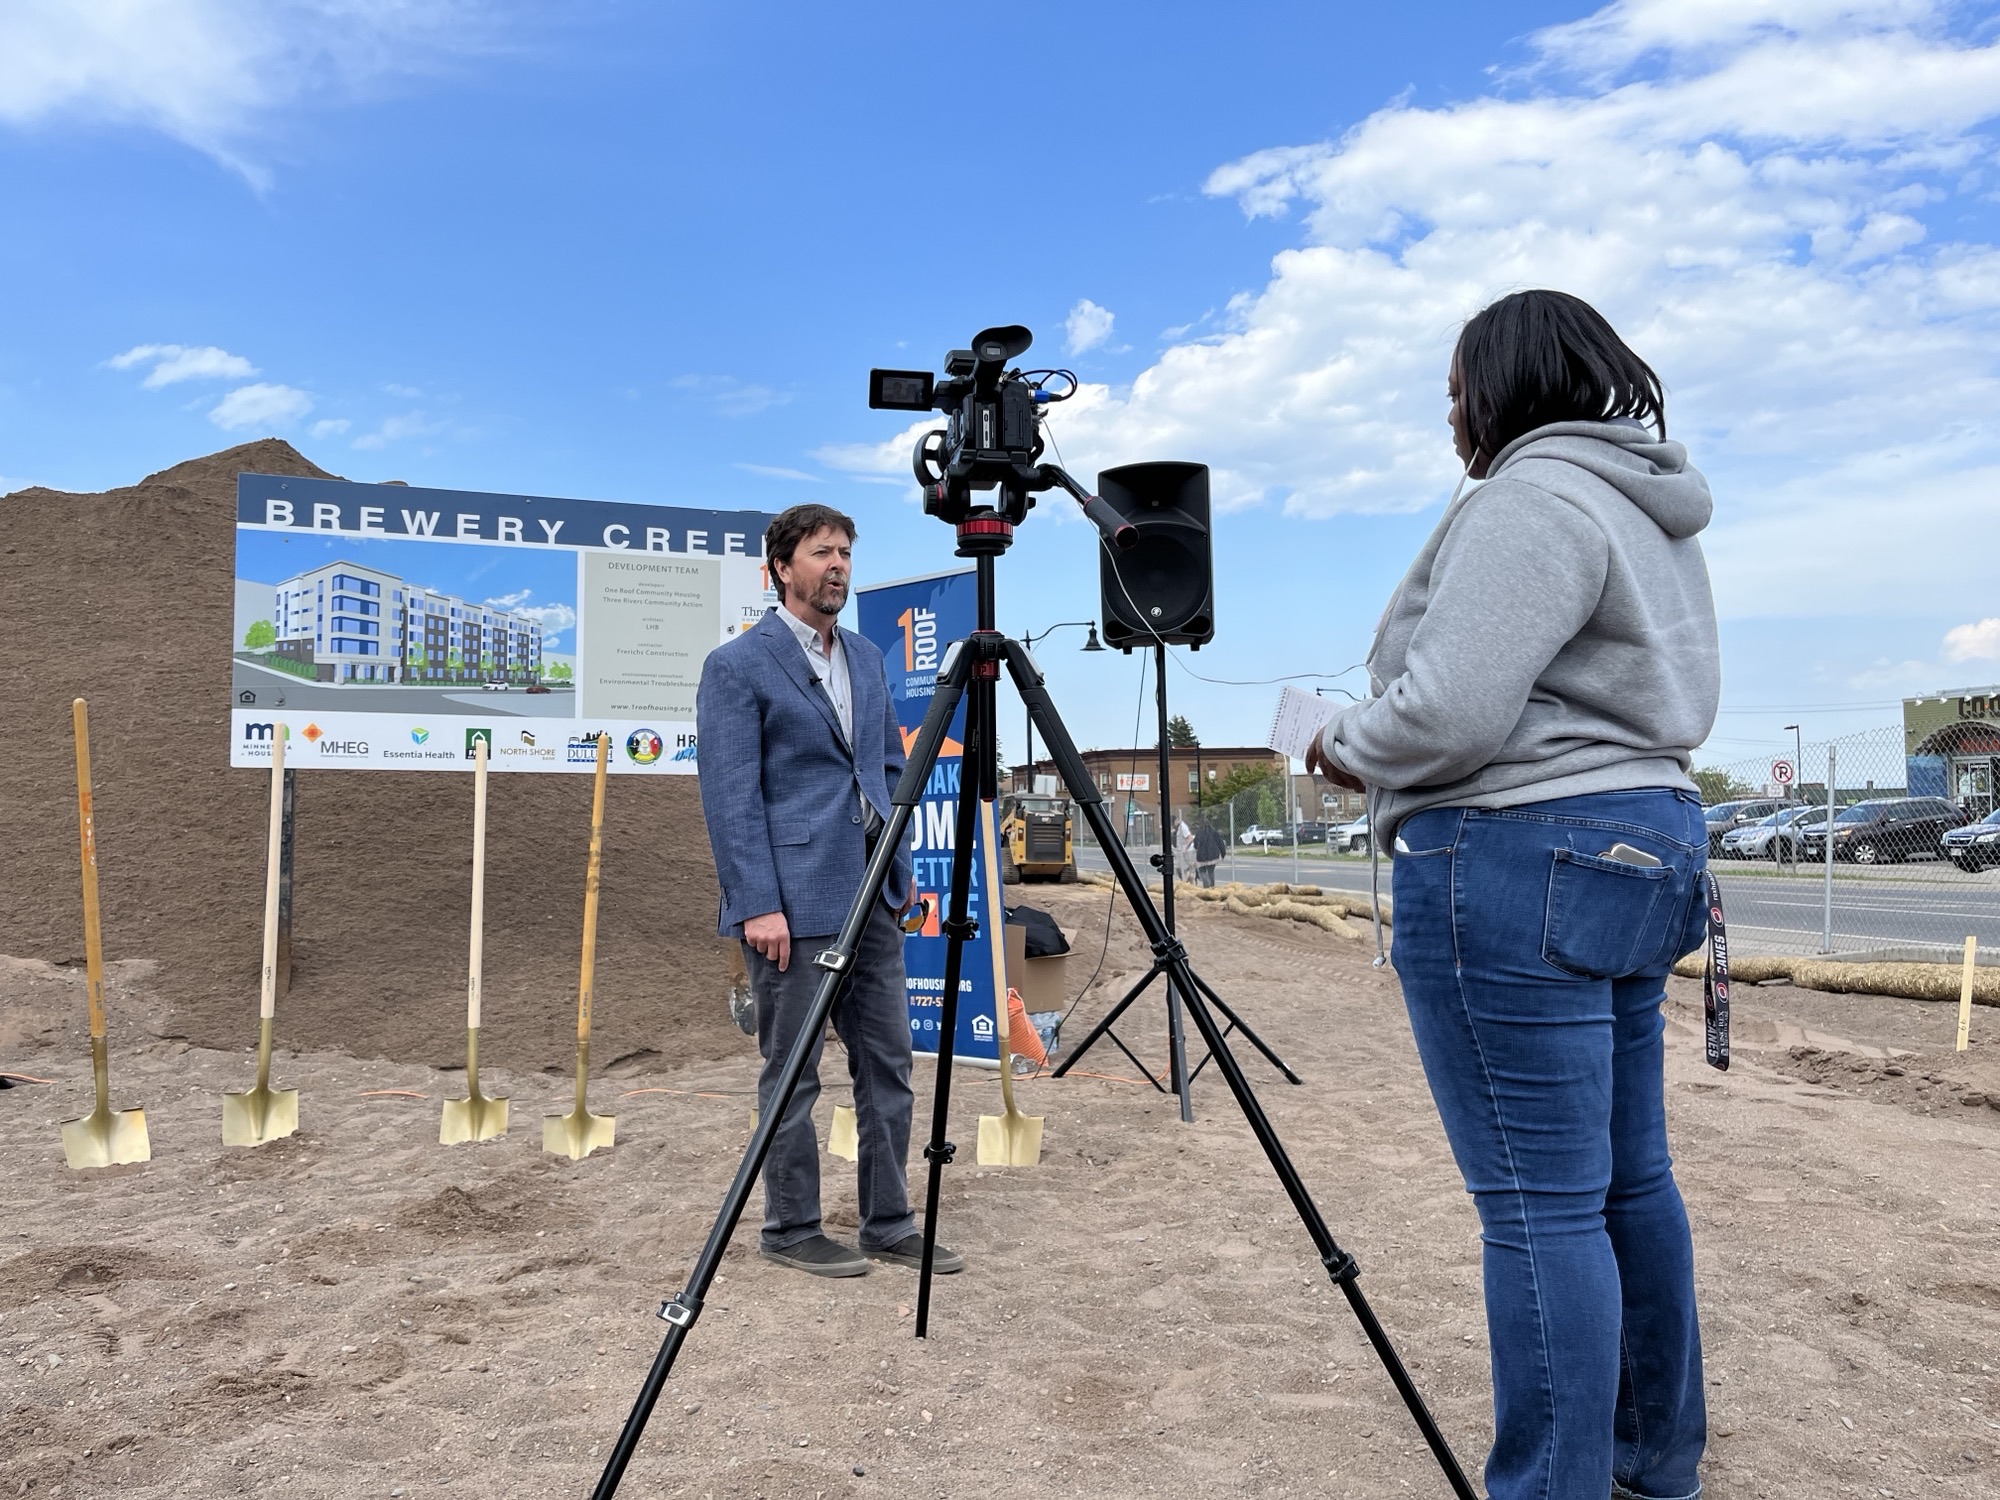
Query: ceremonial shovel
[[441, 738, 509, 1144], [545, 732, 616, 1160], [60, 699, 151, 1170], [223, 726, 300, 1147], [976, 803, 1043, 1166]]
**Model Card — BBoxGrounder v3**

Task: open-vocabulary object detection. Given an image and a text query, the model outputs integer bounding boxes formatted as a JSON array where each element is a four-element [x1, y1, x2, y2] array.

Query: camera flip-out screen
[[869, 369, 935, 410]]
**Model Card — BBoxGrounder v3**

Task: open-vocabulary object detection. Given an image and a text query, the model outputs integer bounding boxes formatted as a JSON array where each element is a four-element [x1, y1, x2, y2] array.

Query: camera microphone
[[1080, 491, 1140, 550]]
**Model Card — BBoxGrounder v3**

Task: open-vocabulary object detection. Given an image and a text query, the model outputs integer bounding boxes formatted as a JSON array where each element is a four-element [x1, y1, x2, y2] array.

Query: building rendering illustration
[[268, 560, 545, 684]]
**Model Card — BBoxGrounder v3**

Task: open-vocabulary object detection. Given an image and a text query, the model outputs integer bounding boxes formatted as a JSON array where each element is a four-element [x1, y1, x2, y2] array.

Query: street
[[1075, 841, 2000, 959]]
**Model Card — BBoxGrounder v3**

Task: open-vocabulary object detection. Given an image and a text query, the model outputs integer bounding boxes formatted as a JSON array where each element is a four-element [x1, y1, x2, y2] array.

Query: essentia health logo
[[410, 727, 431, 745]]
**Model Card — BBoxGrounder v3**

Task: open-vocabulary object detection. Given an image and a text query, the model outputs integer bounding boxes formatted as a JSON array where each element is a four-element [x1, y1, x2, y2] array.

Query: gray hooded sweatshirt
[[1319, 419, 1720, 845]]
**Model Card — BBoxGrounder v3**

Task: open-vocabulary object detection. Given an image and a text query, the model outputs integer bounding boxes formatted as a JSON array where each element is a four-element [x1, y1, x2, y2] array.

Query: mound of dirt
[[0, 441, 738, 1071]]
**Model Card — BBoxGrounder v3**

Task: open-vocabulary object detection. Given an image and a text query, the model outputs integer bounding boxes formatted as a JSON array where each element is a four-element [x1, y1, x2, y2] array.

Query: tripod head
[[869, 324, 1139, 557]]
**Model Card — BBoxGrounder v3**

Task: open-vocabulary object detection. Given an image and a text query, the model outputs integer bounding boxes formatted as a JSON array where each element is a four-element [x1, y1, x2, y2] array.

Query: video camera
[[869, 325, 1134, 553]]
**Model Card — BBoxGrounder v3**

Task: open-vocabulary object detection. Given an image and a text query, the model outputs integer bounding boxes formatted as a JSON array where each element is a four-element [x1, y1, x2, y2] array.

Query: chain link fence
[[1698, 725, 2000, 963]]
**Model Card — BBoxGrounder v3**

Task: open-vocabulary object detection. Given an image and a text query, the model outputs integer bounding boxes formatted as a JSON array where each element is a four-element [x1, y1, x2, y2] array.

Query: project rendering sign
[[229, 473, 776, 772], [856, 568, 1002, 1067]]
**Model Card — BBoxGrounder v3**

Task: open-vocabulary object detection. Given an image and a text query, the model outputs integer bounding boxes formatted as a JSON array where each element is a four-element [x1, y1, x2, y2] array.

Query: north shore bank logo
[[626, 728, 664, 765], [519, 730, 536, 747], [410, 727, 430, 745]]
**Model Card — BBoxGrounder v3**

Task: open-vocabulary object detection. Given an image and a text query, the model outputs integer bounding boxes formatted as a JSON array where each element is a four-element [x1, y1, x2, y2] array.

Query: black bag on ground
[[1004, 903, 1070, 958]]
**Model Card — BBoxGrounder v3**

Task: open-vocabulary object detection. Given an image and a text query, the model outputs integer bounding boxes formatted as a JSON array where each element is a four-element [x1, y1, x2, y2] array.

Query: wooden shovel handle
[[259, 727, 285, 1021], [576, 732, 610, 1042], [467, 738, 488, 1029], [71, 700, 108, 1041]]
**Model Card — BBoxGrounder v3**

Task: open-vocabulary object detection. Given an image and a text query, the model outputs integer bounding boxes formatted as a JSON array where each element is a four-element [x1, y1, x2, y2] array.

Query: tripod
[[1052, 640, 1301, 1116], [588, 505, 1476, 1500]]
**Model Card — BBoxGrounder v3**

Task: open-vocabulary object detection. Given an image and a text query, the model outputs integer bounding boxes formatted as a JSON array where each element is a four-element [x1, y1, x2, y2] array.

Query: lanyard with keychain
[[1703, 870, 1730, 1071]]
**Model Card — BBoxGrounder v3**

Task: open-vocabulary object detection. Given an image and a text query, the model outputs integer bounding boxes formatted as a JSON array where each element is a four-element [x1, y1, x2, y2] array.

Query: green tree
[[447, 648, 464, 681], [1255, 783, 1282, 828], [1197, 762, 1278, 809], [242, 619, 276, 650], [1164, 714, 1199, 749], [1690, 767, 1755, 805]]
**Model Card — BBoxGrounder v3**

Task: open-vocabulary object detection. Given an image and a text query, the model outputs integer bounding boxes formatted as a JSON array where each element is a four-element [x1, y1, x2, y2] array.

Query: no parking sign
[[1772, 758, 1796, 786]]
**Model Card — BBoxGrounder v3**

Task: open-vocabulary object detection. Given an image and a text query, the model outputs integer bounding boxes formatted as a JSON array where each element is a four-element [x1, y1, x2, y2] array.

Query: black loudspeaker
[[1096, 461, 1214, 650]]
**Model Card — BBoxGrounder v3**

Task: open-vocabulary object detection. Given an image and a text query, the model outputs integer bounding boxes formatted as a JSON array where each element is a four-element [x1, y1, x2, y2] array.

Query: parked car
[[1797, 797, 1966, 865], [1239, 824, 1283, 847], [481, 679, 510, 692], [526, 682, 552, 695], [1289, 821, 1329, 845], [1332, 814, 1371, 853], [1941, 807, 2000, 871], [1703, 798, 1798, 854], [1718, 804, 1823, 862]]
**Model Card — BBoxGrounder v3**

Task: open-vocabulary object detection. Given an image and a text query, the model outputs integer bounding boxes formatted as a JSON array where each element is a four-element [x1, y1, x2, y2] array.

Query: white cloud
[[0, 1, 500, 184], [734, 462, 822, 483], [309, 417, 351, 439], [673, 374, 788, 418], [1064, 299, 1115, 356], [107, 342, 259, 387], [816, 0, 2000, 635], [488, 593, 576, 643], [1944, 618, 2000, 662], [209, 382, 312, 430], [351, 412, 441, 450]]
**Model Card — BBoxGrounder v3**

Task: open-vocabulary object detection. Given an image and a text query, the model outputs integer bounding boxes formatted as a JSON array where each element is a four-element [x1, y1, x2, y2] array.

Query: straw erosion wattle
[[0, 442, 739, 1075]]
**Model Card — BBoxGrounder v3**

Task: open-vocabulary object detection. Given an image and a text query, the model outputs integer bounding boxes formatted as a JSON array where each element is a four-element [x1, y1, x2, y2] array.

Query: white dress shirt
[[776, 603, 879, 835]]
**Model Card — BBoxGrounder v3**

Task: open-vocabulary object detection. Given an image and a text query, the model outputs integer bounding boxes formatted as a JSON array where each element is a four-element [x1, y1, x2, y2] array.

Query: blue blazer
[[696, 608, 913, 939]]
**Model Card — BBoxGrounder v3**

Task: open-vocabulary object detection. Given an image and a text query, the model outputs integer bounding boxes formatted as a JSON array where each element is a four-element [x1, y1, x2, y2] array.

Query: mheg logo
[[318, 738, 370, 757]]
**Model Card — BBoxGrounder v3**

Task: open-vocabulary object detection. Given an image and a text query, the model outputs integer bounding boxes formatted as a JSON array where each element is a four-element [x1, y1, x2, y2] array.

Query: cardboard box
[[1003, 920, 1068, 1014]]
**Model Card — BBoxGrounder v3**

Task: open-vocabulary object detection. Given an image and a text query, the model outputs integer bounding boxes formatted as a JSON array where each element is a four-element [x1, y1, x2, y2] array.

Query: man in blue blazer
[[696, 504, 963, 1279]]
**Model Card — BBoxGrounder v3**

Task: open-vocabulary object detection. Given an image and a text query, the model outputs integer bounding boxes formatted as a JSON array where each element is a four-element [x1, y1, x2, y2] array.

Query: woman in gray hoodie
[[1310, 290, 1719, 1500]]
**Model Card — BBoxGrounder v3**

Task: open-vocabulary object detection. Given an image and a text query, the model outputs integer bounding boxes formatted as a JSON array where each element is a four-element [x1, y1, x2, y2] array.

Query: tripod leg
[[912, 668, 991, 1339], [1004, 641, 1299, 1085], [999, 638, 1473, 1499], [1167, 968, 1479, 1500], [1048, 962, 1167, 1087], [1186, 971, 1303, 1085], [589, 643, 977, 1500]]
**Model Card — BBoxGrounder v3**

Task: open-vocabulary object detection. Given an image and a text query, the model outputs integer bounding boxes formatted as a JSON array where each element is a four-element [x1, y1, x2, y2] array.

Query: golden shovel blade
[[976, 1106, 1044, 1167], [60, 1103, 151, 1169], [827, 1103, 858, 1161], [440, 1091, 510, 1145], [542, 1106, 616, 1161], [222, 1083, 300, 1148]]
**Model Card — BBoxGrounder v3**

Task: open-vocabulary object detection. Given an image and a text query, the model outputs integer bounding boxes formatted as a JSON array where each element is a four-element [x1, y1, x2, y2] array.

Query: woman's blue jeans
[[1391, 790, 1709, 1500]]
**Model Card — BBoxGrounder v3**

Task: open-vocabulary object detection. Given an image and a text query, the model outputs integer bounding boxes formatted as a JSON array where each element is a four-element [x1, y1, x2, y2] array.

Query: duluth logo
[[567, 734, 609, 764]]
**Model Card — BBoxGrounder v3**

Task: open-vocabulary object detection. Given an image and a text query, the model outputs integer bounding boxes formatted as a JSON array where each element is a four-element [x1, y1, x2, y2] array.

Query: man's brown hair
[[765, 504, 858, 602]]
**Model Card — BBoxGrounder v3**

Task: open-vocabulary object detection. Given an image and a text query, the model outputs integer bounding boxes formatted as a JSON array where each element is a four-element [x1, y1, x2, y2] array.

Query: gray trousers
[[743, 900, 916, 1252]]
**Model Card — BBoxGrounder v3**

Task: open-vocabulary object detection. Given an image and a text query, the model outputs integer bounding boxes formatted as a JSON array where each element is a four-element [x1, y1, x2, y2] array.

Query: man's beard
[[806, 577, 848, 616]]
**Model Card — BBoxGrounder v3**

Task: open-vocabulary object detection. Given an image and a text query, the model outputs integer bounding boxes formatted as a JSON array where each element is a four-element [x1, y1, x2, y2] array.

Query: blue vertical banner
[[856, 569, 1002, 1067]]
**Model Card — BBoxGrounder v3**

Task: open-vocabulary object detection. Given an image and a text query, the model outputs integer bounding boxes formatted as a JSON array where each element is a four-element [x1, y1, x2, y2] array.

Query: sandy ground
[[4, 887, 1998, 1500]]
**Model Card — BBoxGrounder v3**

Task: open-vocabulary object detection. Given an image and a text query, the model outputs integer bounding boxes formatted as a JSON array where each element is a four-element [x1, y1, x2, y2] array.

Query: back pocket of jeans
[[1542, 848, 1673, 978]]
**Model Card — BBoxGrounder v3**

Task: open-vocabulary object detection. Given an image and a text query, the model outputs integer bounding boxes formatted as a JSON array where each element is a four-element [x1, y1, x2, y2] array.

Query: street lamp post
[[1783, 723, 1804, 870], [1018, 621, 1104, 790]]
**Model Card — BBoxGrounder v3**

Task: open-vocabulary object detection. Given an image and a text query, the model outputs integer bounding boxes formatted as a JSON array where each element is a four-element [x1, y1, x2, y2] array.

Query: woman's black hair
[[1454, 290, 1665, 463]]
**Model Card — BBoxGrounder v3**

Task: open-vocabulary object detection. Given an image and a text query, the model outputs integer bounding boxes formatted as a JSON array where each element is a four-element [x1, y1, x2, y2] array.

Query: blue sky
[[235, 531, 579, 648], [5, 1, 2000, 773]]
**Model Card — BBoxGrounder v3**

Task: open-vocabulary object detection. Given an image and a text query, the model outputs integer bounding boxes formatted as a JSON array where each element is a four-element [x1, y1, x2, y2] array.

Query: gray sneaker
[[760, 1234, 868, 1278], [867, 1235, 964, 1274]]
